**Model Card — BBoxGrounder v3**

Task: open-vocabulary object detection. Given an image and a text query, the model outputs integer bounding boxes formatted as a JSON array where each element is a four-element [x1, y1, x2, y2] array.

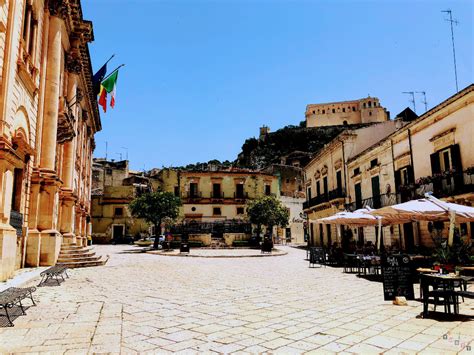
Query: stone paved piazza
[[0, 246, 472, 354]]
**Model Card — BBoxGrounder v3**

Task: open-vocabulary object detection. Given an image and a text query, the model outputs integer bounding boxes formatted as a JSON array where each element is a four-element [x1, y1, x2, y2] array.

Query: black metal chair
[[343, 254, 358, 273], [309, 247, 326, 268], [421, 275, 459, 316]]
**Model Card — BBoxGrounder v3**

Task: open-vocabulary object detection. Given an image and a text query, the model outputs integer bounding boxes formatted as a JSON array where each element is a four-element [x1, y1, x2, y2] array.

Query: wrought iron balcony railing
[[303, 188, 346, 210], [396, 171, 474, 202], [345, 193, 397, 212]]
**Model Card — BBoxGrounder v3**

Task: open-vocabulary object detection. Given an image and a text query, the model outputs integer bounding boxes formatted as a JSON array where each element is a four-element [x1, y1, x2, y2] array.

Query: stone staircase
[[56, 243, 109, 268]]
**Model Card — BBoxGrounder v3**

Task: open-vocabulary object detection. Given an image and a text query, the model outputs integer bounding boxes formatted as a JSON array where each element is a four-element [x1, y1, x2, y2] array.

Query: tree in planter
[[129, 191, 181, 248], [246, 195, 289, 242]]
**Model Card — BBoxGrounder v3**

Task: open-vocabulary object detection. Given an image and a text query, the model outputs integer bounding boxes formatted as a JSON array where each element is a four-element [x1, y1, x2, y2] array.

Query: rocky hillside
[[235, 123, 378, 169]]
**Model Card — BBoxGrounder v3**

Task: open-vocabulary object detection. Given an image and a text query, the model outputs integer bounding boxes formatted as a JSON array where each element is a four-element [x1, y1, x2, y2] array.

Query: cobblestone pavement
[[0, 245, 473, 354]]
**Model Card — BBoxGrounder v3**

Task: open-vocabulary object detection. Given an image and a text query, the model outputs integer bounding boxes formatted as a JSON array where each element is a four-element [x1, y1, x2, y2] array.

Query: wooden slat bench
[[0, 287, 37, 327], [38, 265, 69, 286]]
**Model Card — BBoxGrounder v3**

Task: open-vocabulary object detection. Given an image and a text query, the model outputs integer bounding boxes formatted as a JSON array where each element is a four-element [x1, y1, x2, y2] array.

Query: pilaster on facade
[[0, 0, 101, 279]]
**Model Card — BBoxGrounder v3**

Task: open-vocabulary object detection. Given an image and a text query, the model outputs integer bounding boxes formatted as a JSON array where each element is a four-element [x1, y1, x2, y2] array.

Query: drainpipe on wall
[[390, 139, 403, 249], [408, 128, 415, 176]]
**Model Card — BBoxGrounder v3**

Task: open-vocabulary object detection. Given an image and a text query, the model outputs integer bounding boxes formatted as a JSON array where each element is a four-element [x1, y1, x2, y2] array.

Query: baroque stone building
[[91, 159, 151, 244], [305, 97, 390, 128], [304, 86, 474, 251], [0, 0, 101, 280]]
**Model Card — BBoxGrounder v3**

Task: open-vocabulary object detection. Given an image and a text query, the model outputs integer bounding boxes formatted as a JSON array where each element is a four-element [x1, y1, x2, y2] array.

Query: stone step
[[60, 246, 86, 251], [58, 251, 96, 257], [59, 248, 94, 255], [57, 255, 101, 263], [59, 252, 96, 258], [57, 255, 109, 268]]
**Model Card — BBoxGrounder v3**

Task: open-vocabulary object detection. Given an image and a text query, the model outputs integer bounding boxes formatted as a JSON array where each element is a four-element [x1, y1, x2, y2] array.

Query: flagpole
[[102, 64, 125, 81], [104, 54, 115, 66]]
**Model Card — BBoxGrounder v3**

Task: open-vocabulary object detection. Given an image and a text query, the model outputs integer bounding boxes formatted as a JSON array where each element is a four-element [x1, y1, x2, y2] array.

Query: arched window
[[343, 120, 348, 125]]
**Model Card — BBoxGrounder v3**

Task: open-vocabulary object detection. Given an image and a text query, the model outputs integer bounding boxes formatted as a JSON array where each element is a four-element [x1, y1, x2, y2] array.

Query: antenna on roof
[[442, 9, 459, 92], [416, 91, 428, 112], [402, 91, 416, 113]]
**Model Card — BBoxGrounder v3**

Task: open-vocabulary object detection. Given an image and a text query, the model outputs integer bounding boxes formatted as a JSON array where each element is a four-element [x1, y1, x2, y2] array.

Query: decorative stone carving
[[76, 87, 84, 103], [47, 0, 70, 19], [321, 165, 328, 176], [65, 52, 82, 74], [57, 96, 75, 144]]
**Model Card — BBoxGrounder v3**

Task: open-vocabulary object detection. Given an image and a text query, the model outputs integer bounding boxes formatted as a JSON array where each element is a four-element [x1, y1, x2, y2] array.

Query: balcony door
[[336, 170, 342, 196], [190, 183, 198, 198], [430, 144, 463, 196], [235, 184, 244, 198], [355, 183, 362, 209], [371, 175, 381, 208], [213, 183, 221, 198], [323, 176, 328, 199]]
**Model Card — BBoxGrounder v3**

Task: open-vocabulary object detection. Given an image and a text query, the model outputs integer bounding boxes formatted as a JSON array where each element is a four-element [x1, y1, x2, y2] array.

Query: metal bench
[[0, 287, 37, 327], [38, 265, 69, 286]]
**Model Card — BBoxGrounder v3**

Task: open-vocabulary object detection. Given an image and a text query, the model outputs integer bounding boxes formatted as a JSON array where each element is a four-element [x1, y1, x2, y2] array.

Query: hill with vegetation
[[235, 124, 350, 169], [170, 122, 377, 171]]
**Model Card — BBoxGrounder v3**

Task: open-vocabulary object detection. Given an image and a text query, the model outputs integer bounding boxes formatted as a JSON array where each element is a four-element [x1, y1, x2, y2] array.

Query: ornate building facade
[[0, 0, 100, 280]]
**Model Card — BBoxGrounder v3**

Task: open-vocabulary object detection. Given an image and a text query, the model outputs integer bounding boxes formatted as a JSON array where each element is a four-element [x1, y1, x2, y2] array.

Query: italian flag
[[98, 70, 119, 113]]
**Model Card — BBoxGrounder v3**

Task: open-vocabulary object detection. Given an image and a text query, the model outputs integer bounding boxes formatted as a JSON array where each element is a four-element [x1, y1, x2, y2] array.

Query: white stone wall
[[280, 196, 305, 244]]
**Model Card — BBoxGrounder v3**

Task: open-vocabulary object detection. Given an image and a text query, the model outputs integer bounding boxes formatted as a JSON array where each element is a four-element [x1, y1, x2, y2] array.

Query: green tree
[[129, 191, 181, 236], [246, 195, 289, 240]]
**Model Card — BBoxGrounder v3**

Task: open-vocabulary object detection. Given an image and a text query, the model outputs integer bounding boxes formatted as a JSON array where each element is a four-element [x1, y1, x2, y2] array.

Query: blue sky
[[83, 0, 473, 171]]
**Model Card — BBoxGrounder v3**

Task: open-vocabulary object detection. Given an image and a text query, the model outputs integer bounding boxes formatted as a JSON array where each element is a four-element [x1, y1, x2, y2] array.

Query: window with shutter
[[430, 152, 441, 175], [450, 144, 462, 172]]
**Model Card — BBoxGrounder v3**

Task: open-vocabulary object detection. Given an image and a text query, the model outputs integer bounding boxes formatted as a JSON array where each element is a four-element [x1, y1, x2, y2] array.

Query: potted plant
[[432, 245, 454, 273]]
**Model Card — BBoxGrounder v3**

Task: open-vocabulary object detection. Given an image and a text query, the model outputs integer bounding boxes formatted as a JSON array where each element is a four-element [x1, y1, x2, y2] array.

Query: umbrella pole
[[448, 210, 455, 246], [376, 218, 382, 252]]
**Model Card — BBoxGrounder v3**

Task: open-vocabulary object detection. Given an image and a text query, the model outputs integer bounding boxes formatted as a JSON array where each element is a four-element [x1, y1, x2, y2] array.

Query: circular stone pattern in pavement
[[147, 248, 287, 258]]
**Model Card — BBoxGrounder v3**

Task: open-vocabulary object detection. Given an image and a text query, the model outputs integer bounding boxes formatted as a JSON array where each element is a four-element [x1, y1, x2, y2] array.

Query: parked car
[[153, 235, 166, 249]]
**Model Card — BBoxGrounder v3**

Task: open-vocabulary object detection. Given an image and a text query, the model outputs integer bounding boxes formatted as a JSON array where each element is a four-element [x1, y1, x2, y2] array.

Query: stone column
[[37, 14, 64, 266], [39, 15, 62, 171], [59, 70, 78, 244]]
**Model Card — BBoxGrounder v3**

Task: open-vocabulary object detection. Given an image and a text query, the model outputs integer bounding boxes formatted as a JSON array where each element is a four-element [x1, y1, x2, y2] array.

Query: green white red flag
[[98, 70, 119, 113]]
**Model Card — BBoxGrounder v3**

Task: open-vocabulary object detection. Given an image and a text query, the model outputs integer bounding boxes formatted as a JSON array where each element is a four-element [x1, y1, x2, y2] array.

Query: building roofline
[[306, 96, 379, 109], [346, 84, 474, 164]]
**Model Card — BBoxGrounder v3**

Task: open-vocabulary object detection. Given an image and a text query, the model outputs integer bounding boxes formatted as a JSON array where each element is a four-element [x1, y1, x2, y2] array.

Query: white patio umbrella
[[316, 207, 379, 226], [369, 194, 474, 246], [317, 207, 385, 251], [425, 194, 474, 246]]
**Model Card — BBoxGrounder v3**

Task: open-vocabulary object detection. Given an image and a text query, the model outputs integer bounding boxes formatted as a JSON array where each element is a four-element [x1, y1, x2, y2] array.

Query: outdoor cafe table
[[420, 273, 472, 316], [357, 255, 381, 276]]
